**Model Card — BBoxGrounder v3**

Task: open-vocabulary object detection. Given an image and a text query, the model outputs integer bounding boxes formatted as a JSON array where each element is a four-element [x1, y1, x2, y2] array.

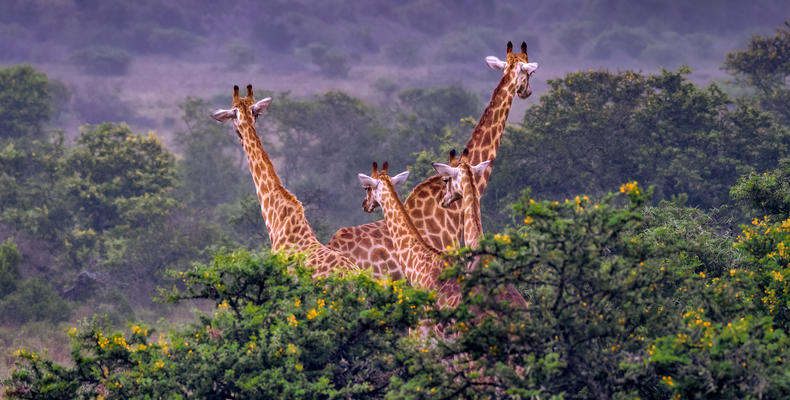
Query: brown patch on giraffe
[[425, 218, 440, 233], [371, 247, 389, 262], [480, 134, 492, 148]]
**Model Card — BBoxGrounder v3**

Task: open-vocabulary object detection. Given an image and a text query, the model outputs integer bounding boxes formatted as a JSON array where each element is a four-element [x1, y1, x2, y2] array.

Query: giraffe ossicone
[[212, 84, 357, 277]]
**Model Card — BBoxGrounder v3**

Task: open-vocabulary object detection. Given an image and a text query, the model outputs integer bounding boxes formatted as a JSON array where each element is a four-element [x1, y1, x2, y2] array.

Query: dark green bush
[[0, 237, 21, 299], [0, 65, 51, 140], [0, 278, 70, 324]]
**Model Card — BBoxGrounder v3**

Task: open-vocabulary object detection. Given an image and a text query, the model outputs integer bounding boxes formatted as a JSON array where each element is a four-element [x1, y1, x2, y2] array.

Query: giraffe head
[[358, 162, 410, 212], [432, 149, 491, 208], [485, 41, 538, 99], [211, 84, 272, 138]]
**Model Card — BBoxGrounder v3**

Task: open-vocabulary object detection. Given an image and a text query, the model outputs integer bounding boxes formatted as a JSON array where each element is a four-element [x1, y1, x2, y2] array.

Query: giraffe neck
[[378, 178, 443, 286], [237, 119, 319, 251], [460, 165, 483, 248], [463, 66, 518, 194]]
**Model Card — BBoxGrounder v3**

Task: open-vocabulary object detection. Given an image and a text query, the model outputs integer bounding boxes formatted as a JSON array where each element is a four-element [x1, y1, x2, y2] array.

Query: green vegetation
[[483, 67, 790, 230], [0, 66, 51, 140], [4, 251, 431, 399], [4, 18, 790, 400]]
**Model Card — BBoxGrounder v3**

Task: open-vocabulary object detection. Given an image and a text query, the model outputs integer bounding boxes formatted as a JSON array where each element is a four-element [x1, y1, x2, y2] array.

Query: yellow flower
[[523, 216, 533, 224], [619, 181, 640, 195], [307, 308, 319, 320]]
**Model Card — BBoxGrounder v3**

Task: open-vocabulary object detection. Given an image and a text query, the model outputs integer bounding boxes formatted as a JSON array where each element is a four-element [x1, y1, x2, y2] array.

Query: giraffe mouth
[[440, 193, 462, 208], [517, 84, 533, 99], [362, 199, 379, 213]]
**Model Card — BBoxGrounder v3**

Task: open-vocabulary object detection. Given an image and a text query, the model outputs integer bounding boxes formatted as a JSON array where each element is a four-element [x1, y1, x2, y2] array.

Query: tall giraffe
[[433, 149, 527, 307], [329, 41, 538, 275], [357, 162, 461, 308], [212, 85, 356, 276]]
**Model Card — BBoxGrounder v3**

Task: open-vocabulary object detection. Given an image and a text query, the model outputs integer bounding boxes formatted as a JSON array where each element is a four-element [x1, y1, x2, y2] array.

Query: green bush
[[484, 68, 790, 230], [0, 278, 70, 324], [0, 65, 51, 140], [0, 237, 21, 299], [4, 250, 430, 398], [731, 158, 790, 219], [70, 46, 132, 76], [724, 20, 790, 124]]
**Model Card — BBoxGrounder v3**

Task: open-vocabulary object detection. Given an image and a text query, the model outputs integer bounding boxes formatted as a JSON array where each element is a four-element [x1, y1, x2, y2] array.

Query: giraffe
[[212, 85, 356, 277], [432, 149, 527, 307], [328, 41, 538, 276], [357, 162, 461, 309]]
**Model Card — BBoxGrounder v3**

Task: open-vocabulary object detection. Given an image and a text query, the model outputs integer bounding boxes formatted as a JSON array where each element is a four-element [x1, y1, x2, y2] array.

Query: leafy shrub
[[731, 158, 790, 219], [0, 65, 51, 140], [0, 278, 70, 324], [724, 20, 790, 124], [70, 46, 132, 76], [484, 67, 790, 230], [4, 250, 430, 398], [0, 237, 21, 299]]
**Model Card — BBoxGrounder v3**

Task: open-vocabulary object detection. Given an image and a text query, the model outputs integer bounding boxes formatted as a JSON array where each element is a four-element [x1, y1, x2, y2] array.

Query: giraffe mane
[[460, 163, 483, 238], [464, 65, 516, 161], [238, 118, 305, 211], [382, 176, 444, 257]]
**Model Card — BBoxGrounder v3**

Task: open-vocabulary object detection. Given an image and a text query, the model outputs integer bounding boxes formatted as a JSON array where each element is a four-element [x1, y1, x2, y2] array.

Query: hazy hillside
[[1, 0, 787, 141]]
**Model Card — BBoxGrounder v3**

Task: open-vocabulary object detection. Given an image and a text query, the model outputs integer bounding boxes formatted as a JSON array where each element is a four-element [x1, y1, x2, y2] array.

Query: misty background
[[3, 0, 788, 136]]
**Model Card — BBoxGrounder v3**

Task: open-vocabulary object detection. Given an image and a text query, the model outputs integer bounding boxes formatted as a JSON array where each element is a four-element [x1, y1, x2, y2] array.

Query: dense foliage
[[4, 251, 431, 399], [724, 21, 790, 124], [483, 67, 790, 229]]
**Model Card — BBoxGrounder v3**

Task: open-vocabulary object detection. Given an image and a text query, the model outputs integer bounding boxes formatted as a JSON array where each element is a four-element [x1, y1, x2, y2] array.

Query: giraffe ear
[[211, 108, 237, 123], [251, 97, 272, 117], [390, 171, 410, 187], [486, 56, 506, 71], [471, 160, 492, 177], [432, 162, 457, 178], [358, 173, 378, 189], [520, 62, 539, 75]]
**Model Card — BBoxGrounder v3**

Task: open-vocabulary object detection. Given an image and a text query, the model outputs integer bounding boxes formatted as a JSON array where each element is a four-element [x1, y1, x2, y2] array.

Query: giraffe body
[[328, 41, 537, 277], [358, 164, 460, 308], [213, 85, 356, 276], [433, 150, 527, 307]]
